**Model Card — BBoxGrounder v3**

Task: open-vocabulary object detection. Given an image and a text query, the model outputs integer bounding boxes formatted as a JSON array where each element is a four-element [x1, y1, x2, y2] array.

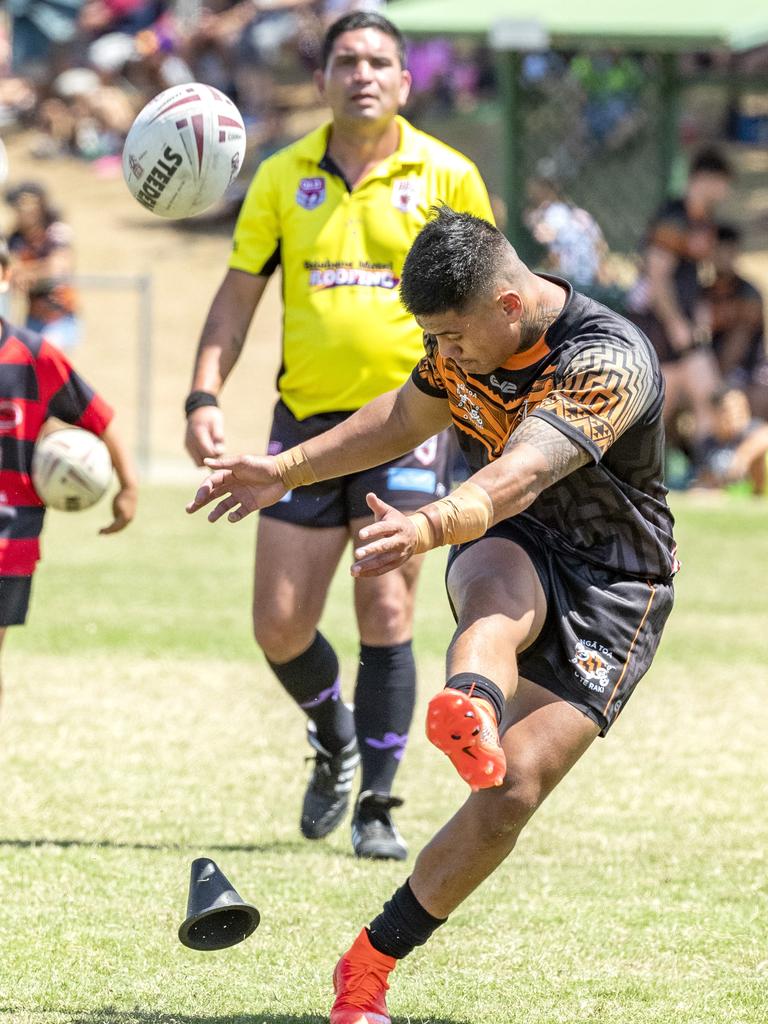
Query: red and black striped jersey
[[0, 318, 113, 575], [411, 279, 677, 581]]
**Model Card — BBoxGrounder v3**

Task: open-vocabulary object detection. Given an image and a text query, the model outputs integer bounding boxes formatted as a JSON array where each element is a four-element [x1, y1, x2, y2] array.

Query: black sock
[[447, 672, 505, 725], [367, 879, 447, 959], [266, 632, 355, 753], [354, 642, 416, 795]]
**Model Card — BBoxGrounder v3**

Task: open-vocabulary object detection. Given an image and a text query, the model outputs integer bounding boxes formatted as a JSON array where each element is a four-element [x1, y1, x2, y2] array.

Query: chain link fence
[[514, 53, 665, 256], [414, 50, 768, 268]]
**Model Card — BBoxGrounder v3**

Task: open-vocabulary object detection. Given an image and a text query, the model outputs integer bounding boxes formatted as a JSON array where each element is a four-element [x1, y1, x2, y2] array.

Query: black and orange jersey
[[411, 279, 677, 580], [0, 319, 113, 575], [8, 221, 79, 324], [632, 197, 716, 320], [707, 271, 765, 375]]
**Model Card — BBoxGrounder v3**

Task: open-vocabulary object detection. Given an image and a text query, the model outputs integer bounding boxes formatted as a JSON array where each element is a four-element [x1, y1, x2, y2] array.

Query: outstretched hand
[[185, 454, 287, 523], [351, 492, 421, 578]]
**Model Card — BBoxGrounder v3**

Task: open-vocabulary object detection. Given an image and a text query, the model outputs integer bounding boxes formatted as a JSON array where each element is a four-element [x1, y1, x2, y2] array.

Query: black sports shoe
[[351, 790, 408, 861], [300, 726, 360, 840]]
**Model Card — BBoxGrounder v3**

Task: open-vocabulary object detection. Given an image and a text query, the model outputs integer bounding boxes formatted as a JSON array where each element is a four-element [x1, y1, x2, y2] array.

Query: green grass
[[1, 487, 767, 1023]]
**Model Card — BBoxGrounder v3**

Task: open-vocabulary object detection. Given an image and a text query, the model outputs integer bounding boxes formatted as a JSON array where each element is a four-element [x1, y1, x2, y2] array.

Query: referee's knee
[[252, 606, 317, 661]]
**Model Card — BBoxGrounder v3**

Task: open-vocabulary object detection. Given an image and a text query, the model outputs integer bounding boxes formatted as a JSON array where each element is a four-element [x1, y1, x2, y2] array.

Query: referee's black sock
[[354, 641, 416, 795], [446, 671, 506, 726], [367, 879, 447, 959], [266, 631, 355, 753]]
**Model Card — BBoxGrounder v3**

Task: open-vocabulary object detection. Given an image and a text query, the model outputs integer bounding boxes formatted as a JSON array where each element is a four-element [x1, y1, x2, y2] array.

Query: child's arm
[[98, 419, 138, 534]]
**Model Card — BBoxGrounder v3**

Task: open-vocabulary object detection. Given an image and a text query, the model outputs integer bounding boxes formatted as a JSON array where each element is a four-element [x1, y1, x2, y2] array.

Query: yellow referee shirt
[[230, 115, 494, 420]]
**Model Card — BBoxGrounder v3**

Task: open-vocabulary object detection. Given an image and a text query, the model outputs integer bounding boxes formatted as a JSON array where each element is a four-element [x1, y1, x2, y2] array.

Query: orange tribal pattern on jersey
[[410, 279, 678, 580], [417, 334, 558, 460]]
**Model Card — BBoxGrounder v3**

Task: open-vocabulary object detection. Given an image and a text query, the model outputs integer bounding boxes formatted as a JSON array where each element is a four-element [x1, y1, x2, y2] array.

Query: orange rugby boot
[[426, 688, 506, 790], [330, 927, 396, 1024]]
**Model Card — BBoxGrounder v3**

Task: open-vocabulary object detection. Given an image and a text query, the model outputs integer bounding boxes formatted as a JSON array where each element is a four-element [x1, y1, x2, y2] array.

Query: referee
[[184, 11, 494, 859]]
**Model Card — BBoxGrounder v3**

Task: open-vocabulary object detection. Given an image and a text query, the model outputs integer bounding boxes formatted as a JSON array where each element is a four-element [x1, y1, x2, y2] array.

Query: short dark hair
[[716, 223, 741, 245], [321, 11, 407, 70], [690, 147, 733, 179], [400, 206, 511, 317], [6, 180, 45, 204], [5, 180, 59, 226]]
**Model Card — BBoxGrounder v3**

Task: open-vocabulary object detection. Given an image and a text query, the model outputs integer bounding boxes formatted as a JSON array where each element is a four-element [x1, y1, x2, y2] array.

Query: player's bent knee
[[478, 772, 545, 840]]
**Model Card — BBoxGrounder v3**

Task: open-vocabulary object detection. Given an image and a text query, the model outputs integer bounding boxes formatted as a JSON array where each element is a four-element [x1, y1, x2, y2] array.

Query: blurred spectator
[[9, 0, 82, 72], [694, 387, 768, 497], [406, 37, 455, 115], [0, 144, 8, 320], [33, 57, 140, 161], [0, 70, 38, 129], [707, 224, 768, 419], [524, 164, 608, 288], [627, 148, 734, 450], [77, 0, 166, 39], [4, 181, 81, 351], [6, 0, 390, 166], [569, 51, 646, 150], [405, 36, 494, 118]]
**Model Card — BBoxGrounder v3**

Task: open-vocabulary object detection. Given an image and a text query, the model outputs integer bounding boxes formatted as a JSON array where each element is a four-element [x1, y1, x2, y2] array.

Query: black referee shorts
[[447, 518, 674, 735], [260, 399, 452, 527]]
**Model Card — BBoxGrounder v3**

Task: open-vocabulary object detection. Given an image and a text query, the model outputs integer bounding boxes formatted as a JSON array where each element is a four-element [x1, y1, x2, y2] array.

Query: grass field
[[1, 486, 767, 1024]]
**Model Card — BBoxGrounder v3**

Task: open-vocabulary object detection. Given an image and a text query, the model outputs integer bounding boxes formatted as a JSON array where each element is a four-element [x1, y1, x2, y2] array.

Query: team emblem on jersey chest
[[0, 400, 23, 433], [297, 177, 326, 210], [392, 178, 421, 214], [455, 381, 485, 429]]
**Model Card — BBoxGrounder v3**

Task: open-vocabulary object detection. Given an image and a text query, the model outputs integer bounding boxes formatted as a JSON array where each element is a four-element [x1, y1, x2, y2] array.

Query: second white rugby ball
[[122, 83, 246, 219], [31, 428, 113, 512]]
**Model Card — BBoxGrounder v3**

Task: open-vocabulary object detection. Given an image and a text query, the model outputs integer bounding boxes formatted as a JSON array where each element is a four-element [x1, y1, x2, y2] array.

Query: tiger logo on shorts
[[571, 640, 612, 690]]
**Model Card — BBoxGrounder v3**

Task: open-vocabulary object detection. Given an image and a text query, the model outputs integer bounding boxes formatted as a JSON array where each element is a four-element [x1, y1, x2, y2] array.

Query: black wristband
[[184, 390, 219, 417]]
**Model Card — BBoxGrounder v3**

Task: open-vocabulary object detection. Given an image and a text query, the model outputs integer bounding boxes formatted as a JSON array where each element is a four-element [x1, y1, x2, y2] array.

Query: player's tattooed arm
[[470, 416, 590, 522], [504, 415, 590, 489]]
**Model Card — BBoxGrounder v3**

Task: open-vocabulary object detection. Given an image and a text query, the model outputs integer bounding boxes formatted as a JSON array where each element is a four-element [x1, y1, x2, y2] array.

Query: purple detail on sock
[[365, 732, 408, 760], [299, 677, 341, 709]]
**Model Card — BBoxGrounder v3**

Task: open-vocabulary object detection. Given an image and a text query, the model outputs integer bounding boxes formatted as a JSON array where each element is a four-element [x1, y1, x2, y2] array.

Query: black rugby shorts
[[447, 518, 674, 735], [0, 575, 33, 626], [260, 399, 452, 527]]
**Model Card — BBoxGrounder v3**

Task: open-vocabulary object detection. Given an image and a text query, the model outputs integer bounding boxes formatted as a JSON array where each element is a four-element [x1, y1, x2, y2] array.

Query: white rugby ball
[[32, 428, 113, 512], [122, 83, 246, 219]]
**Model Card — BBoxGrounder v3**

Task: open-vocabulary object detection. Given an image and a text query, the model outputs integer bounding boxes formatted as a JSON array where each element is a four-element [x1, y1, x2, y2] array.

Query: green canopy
[[389, 0, 768, 54]]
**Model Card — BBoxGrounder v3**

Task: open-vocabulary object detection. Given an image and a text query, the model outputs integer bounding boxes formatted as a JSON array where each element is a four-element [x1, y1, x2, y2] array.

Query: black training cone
[[178, 858, 260, 951]]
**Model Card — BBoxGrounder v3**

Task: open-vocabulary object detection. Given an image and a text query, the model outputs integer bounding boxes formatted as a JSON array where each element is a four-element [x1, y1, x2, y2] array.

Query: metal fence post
[[25, 273, 156, 476], [136, 274, 153, 478]]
